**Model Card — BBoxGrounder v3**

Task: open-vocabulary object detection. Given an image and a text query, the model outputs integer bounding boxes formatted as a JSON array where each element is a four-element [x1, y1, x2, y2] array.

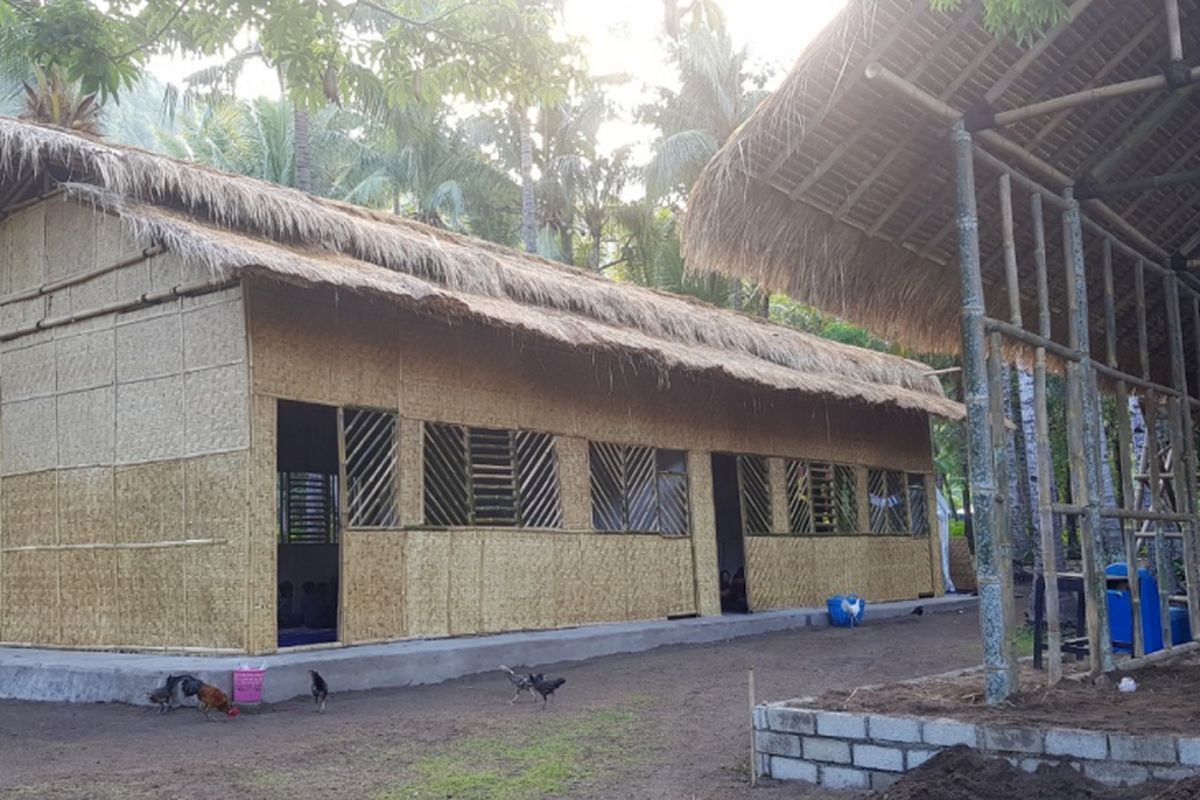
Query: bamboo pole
[[953, 121, 1011, 705], [0, 538, 227, 553], [990, 67, 1200, 129], [1164, 274, 1200, 639], [999, 174, 1023, 327], [1063, 188, 1114, 675], [988, 332, 1020, 693], [1166, 0, 1184, 62], [1104, 239, 1144, 657], [1031, 193, 1063, 683], [748, 666, 758, 786], [0, 245, 164, 308], [1145, 393, 1174, 651]]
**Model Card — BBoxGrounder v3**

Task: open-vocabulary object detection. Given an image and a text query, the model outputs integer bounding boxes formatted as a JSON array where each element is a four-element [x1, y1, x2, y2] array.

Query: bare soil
[[0, 609, 984, 800], [807, 652, 1200, 737]]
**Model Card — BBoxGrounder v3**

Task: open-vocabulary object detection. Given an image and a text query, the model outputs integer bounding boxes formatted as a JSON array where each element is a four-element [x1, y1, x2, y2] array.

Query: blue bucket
[[828, 594, 866, 628]]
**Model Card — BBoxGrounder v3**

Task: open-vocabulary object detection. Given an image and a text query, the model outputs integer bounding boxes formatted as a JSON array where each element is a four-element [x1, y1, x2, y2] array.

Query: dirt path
[[0, 608, 982, 800]]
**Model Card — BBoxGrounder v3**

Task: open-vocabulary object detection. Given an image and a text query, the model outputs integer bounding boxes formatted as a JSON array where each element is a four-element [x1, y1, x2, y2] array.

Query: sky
[[146, 0, 847, 156]]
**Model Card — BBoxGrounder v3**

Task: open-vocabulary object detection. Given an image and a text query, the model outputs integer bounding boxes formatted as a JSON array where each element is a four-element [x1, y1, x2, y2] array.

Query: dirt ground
[[810, 652, 1200, 737], [0, 609, 988, 800]]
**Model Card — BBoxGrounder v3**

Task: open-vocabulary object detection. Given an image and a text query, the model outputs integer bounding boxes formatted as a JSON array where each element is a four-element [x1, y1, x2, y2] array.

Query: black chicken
[[309, 669, 329, 713], [531, 675, 565, 709], [500, 665, 540, 703], [147, 674, 185, 713]]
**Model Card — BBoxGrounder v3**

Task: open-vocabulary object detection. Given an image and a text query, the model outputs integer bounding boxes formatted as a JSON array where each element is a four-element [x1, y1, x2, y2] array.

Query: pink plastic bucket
[[232, 667, 265, 704]]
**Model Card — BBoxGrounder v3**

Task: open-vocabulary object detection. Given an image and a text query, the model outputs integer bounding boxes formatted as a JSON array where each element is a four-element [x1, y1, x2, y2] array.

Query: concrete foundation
[[0, 595, 974, 705]]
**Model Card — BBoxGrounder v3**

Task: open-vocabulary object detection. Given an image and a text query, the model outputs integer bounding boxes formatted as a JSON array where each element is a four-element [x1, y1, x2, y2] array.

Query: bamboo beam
[[1166, 0, 1184, 62], [1, 538, 228, 553], [953, 121, 1012, 705], [1076, 167, 1200, 201], [0, 245, 164, 308], [989, 67, 1200, 130], [1106, 507, 1195, 523]]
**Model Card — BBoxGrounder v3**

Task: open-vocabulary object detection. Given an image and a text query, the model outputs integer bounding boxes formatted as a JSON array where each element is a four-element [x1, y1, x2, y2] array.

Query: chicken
[[500, 665, 539, 704], [840, 595, 863, 627], [531, 675, 565, 709], [309, 669, 329, 713], [147, 674, 185, 713], [196, 682, 239, 720], [178, 674, 203, 700], [911, 605, 925, 617]]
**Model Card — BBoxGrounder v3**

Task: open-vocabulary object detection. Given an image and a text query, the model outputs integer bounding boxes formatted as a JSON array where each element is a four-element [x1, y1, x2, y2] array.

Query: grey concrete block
[[868, 714, 922, 743], [768, 707, 816, 735], [1179, 737, 1200, 766], [820, 765, 869, 789], [770, 756, 818, 782], [923, 718, 977, 747], [1150, 765, 1200, 781], [753, 706, 767, 730], [756, 731, 802, 758], [907, 748, 939, 769], [816, 711, 867, 739], [803, 736, 852, 764], [980, 725, 1045, 755], [870, 770, 903, 791], [1108, 734, 1177, 765], [1082, 761, 1149, 787], [1045, 728, 1108, 760], [853, 743, 904, 772]]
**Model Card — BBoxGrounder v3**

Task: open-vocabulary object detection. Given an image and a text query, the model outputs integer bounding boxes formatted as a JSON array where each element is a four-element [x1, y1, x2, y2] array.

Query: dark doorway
[[711, 453, 749, 613], [276, 400, 340, 647]]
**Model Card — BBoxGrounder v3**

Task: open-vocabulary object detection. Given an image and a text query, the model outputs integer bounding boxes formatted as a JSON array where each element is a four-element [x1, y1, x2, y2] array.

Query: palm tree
[[8, 66, 101, 133]]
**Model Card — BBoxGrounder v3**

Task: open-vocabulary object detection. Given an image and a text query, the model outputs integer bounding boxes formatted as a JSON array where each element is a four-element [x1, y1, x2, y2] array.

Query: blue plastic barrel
[[827, 594, 866, 628], [1170, 606, 1192, 646], [1105, 564, 1163, 654]]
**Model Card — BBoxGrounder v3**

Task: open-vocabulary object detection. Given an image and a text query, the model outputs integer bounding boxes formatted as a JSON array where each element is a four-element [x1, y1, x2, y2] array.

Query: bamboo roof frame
[[0, 116, 961, 420], [685, 0, 1200, 390]]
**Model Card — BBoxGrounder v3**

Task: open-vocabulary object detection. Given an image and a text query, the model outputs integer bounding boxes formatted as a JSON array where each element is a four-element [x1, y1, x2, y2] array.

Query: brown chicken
[[196, 682, 240, 720]]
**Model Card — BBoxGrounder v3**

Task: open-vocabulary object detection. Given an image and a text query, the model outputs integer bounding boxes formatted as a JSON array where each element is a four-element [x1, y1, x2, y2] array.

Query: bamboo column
[[1104, 239, 1144, 657], [1062, 188, 1114, 675], [995, 173, 1020, 692], [1144, 393, 1173, 651], [1031, 193, 1063, 682], [953, 121, 1012, 704], [1164, 273, 1200, 638]]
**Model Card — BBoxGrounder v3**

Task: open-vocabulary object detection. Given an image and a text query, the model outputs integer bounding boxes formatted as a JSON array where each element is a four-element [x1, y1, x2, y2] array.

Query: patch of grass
[[375, 709, 641, 800], [1015, 623, 1036, 657]]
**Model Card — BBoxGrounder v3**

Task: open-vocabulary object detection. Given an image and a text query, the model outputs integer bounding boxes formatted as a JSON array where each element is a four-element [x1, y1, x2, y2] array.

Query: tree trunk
[[516, 105, 537, 254], [293, 106, 312, 193]]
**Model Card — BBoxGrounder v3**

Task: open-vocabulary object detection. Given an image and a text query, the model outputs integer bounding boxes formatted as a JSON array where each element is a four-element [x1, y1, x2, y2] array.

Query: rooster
[[531, 675, 565, 709], [500, 665, 539, 704], [840, 595, 864, 627], [309, 669, 329, 713], [196, 682, 240, 720]]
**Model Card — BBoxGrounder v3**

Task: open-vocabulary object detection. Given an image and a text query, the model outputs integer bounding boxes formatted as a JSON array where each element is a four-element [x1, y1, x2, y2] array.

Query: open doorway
[[277, 400, 340, 647], [711, 453, 749, 613]]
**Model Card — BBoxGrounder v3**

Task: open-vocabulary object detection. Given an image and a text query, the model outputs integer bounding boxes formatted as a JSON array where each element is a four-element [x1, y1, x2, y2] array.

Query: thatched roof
[[0, 116, 960, 419], [685, 0, 1200, 383]]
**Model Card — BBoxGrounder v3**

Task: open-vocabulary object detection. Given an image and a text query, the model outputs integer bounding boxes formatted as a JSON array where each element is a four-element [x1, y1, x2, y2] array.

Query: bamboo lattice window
[[790, 461, 858, 534], [344, 408, 399, 528], [736, 455, 773, 535], [423, 422, 561, 528], [278, 472, 339, 544], [908, 474, 930, 537], [589, 442, 690, 535], [868, 468, 906, 534]]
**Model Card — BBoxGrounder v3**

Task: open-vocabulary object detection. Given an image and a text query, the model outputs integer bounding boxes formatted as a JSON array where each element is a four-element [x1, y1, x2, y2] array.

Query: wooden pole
[[990, 67, 1200, 129], [1166, 0, 1184, 62], [1145, 393, 1173, 651], [748, 666, 757, 786], [1104, 239, 1144, 657], [1164, 274, 1200, 639], [1031, 193, 1062, 683], [953, 121, 1012, 704]]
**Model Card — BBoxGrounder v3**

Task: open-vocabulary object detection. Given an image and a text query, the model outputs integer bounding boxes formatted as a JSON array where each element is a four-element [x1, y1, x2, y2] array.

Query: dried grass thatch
[[0, 116, 960, 418], [685, 0, 1199, 380]]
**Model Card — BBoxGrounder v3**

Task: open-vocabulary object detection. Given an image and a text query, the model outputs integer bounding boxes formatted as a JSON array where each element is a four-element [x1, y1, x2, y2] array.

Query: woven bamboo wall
[[246, 280, 937, 645], [0, 199, 254, 651]]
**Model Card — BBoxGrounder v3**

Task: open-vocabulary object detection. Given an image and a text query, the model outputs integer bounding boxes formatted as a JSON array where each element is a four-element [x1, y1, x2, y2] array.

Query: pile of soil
[[877, 747, 1193, 800], [805, 654, 1200, 736]]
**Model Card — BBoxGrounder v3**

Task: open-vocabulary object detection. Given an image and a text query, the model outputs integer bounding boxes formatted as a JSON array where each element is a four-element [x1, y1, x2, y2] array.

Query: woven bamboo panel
[[1, 551, 57, 643], [2, 397, 56, 475], [55, 329, 115, 395], [2, 472, 57, 547], [44, 197, 96, 284], [245, 394, 277, 653], [688, 452, 720, 616], [57, 467, 114, 545], [57, 386, 115, 468], [446, 530, 483, 635], [328, 303, 401, 410], [4, 204, 45, 292], [94, 206, 147, 269], [115, 375, 184, 464], [548, 532, 584, 627], [117, 548, 184, 647], [948, 537, 977, 592], [480, 531, 551, 632], [404, 530, 450, 636], [341, 530, 405, 643], [184, 364, 249, 454], [746, 536, 807, 609], [115, 461, 185, 543], [116, 314, 183, 384], [59, 549, 118, 646], [556, 436, 591, 530], [246, 288, 335, 403], [67, 267, 118, 317], [398, 417, 423, 526], [651, 537, 695, 617], [574, 534, 628, 624], [182, 292, 246, 372], [2, 340, 55, 402], [184, 452, 248, 650]]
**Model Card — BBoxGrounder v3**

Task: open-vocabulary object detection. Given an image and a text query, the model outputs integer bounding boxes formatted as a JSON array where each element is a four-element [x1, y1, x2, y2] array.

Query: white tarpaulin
[[937, 489, 956, 593]]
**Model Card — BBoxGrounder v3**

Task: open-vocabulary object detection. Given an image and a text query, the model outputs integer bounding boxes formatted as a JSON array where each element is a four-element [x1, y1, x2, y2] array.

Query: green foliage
[[930, 0, 1069, 45]]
